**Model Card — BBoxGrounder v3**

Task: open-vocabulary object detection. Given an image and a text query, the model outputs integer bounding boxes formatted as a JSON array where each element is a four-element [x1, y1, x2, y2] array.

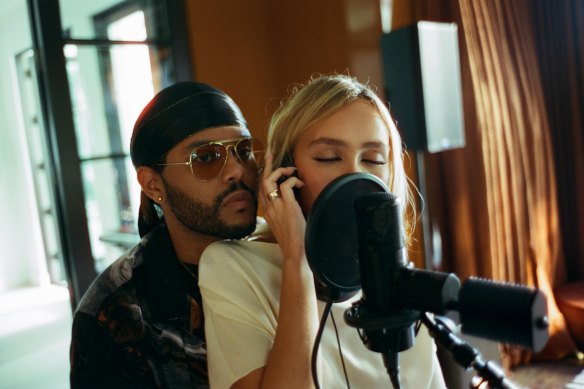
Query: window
[[28, 0, 190, 302]]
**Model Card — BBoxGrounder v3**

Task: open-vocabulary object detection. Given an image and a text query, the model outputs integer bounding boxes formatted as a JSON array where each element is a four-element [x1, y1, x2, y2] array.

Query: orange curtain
[[410, 0, 579, 367], [532, 0, 584, 283]]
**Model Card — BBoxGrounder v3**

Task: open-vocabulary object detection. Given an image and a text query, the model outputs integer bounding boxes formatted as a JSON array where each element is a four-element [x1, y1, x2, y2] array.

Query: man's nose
[[221, 146, 246, 182]]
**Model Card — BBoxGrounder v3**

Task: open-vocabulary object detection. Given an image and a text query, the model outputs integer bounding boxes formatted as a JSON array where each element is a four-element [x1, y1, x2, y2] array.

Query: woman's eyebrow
[[308, 137, 388, 150], [361, 141, 389, 150], [308, 137, 346, 147]]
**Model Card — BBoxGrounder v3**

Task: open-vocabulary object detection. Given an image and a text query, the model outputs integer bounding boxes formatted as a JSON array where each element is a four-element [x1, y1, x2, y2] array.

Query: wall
[[0, 0, 126, 294], [185, 0, 278, 141], [0, 0, 48, 293], [185, 0, 383, 141], [185, 0, 425, 267]]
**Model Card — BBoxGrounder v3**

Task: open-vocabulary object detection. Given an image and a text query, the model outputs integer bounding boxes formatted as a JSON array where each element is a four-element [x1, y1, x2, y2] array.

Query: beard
[[162, 179, 257, 240]]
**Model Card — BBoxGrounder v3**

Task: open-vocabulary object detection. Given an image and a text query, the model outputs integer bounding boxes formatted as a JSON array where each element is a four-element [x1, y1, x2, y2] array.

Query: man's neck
[[165, 220, 220, 265]]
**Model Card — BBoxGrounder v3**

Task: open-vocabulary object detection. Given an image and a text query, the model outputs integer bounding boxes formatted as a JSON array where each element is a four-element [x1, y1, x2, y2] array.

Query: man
[[70, 82, 261, 388]]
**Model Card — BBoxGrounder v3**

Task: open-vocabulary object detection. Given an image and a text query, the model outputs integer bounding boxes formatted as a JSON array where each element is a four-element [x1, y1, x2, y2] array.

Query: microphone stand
[[345, 306, 523, 389], [344, 303, 420, 389], [420, 313, 522, 389]]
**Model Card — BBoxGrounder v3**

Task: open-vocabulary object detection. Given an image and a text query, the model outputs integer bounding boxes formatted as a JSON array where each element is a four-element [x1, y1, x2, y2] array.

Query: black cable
[[331, 311, 351, 389], [383, 352, 402, 389], [414, 319, 422, 335], [312, 300, 333, 389]]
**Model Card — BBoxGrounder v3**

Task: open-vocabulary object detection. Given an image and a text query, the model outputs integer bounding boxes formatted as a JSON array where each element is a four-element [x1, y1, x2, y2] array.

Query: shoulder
[[75, 252, 139, 317], [75, 226, 169, 316], [200, 240, 280, 271], [199, 240, 282, 299]]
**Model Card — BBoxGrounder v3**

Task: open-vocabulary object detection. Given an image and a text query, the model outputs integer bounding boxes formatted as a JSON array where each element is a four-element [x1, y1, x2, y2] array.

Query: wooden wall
[[184, 0, 384, 141], [183, 0, 425, 267]]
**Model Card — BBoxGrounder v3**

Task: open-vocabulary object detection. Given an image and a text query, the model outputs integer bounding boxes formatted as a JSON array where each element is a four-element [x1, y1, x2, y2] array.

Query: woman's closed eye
[[312, 154, 387, 165], [362, 155, 387, 165], [314, 156, 341, 163], [361, 151, 388, 165], [312, 150, 342, 162], [363, 159, 387, 165]]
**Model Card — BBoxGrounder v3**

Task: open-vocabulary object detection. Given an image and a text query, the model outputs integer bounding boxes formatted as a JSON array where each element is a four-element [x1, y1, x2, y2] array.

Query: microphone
[[351, 192, 415, 388], [456, 277, 549, 351], [355, 192, 403, 311], [349, 191, 461, 340], [353, 192, 414, 348], [305, 173, 549, 388]]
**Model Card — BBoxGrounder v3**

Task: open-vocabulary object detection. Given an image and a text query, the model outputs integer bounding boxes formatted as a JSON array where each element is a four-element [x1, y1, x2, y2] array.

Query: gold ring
[[267, 189, 281, 202]]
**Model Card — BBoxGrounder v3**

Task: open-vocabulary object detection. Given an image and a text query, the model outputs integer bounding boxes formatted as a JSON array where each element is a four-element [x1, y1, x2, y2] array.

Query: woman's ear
[[137, 166, 166, 204]]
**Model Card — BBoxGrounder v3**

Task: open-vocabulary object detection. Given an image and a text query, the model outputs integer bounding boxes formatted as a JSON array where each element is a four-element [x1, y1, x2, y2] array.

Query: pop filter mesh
[[305, 173, 389, 301]]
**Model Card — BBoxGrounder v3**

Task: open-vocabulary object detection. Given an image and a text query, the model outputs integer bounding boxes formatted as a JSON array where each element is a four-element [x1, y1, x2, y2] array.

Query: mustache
[[214, 181, 257, 207]]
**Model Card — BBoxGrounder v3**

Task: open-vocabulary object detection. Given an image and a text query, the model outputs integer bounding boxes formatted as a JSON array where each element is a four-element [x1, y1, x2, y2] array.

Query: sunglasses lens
[[237, 138, 264, 166], [190, 145, 226, 180], [247, 138, 265, 168], [190, 138, 265, 180], [235, 139, 253, 161]]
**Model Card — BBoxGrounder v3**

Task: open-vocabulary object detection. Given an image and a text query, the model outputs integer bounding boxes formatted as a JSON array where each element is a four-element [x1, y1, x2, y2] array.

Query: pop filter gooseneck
[[305, 173, 390, 303]]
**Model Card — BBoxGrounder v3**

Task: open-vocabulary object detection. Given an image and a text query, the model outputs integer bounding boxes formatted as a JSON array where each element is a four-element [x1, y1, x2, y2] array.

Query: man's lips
[[222, 190, 254, 208]]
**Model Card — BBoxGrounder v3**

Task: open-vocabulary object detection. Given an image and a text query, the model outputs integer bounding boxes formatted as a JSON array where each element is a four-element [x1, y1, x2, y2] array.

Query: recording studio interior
[[0, 0, 582, 388]]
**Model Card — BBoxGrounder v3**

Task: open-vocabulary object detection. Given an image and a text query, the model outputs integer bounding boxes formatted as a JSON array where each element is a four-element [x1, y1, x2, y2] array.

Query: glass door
[[27, 0, 191, 305], [64, 5, 163, 272], [15, 49, 67, 286]]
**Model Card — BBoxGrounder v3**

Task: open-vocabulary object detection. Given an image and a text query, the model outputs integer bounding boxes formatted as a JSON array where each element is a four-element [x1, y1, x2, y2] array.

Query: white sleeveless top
[[199, 240, 446, 389]]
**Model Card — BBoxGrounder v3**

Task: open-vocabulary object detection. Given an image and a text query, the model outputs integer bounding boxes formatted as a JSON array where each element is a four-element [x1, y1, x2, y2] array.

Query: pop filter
[[305, 173, 389, 302]]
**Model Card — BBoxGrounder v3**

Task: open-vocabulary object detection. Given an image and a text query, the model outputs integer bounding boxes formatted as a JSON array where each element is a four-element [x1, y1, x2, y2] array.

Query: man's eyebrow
[[185, 140, 211, 150], [184, 136, 250, 150]]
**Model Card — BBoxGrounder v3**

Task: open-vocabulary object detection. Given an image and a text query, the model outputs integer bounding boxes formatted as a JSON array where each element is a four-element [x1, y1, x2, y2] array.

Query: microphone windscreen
[[458, 277, 549, 351]]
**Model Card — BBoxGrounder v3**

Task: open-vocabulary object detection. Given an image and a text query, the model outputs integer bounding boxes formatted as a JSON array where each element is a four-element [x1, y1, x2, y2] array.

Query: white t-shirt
[[199, 240, 446, 389]]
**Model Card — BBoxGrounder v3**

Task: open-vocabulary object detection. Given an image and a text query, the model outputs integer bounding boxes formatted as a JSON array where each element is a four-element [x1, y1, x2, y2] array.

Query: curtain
[[410, 0, 579, 367], [532, 0, 584, 283]]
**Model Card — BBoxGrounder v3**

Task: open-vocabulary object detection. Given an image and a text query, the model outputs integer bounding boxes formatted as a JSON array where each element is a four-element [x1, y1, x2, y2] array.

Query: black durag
[[130, 82, 248, 237]]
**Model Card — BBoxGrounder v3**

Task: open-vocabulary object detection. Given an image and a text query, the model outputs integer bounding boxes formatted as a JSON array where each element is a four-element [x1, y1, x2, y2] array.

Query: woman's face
[[293, 100, 391, 214]]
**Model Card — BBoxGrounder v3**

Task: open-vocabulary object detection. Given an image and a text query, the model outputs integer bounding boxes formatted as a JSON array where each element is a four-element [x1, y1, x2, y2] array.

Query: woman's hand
[[259, 152, 306, 261], [237, 151, 317, 389]]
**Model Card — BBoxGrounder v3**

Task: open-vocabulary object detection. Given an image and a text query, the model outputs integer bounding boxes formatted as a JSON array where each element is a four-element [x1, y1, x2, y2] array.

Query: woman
[[199, 74, 446, 388]]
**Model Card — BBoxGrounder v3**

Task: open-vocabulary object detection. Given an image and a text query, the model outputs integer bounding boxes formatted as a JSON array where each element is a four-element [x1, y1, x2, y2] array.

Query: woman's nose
[[342, 160, 364, 175]]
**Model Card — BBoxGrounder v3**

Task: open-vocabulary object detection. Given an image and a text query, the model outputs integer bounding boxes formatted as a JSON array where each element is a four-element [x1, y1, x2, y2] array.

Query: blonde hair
[[267, 74, 416, 244]]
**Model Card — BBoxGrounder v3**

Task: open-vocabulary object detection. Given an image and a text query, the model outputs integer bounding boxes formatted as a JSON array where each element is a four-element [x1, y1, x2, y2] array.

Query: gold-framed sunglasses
[[157, 137, 264, 181]]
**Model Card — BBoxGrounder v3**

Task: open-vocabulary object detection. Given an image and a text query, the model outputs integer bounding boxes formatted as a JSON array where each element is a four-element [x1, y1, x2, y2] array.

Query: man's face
[[160, 126, 259, 240]]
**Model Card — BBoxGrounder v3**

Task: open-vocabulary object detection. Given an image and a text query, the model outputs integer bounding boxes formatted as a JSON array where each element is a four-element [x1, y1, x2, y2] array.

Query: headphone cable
[[311, 300, 332, 389], [331, 310, 351, 388]]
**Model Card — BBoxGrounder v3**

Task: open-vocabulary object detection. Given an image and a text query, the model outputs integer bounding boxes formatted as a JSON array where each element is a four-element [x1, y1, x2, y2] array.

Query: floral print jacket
[[70, 225, 207, 388]]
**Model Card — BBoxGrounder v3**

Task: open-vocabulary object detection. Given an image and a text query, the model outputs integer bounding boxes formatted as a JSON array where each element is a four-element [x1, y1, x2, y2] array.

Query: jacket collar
[[139, 225, 195, 325]]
